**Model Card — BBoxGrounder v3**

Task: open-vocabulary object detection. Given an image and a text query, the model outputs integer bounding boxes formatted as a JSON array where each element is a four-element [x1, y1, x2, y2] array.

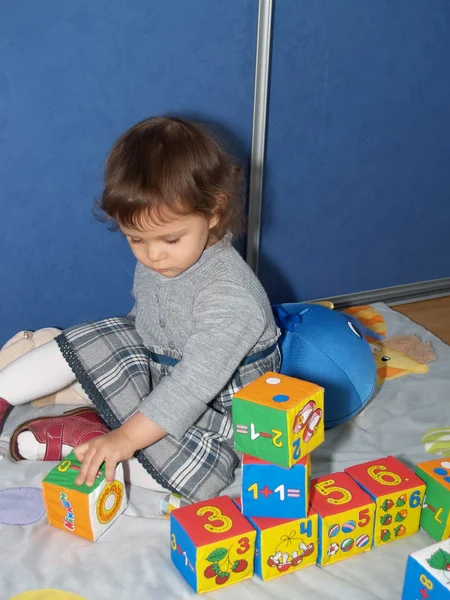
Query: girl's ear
[[208, 213, 220, 230], [208, 194, 226, 230]]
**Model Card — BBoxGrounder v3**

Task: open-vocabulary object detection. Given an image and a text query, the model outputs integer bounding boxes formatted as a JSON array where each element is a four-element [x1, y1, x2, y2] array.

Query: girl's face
[[120, 211, 218, 277]]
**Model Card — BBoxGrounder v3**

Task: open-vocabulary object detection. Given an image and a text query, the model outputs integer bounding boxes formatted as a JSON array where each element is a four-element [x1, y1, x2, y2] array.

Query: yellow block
[[375, 489, 425, 546], [260, 514, 318, 581], [196, 531, 256, 593], [320, 504, 375, 566]]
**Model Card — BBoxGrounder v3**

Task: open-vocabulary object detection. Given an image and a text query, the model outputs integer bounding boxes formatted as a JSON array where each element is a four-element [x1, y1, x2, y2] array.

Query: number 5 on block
[[310, 471, 376, 566]]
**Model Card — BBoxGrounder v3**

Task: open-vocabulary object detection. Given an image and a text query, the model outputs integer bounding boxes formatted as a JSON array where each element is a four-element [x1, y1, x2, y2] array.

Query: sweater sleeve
[[138, 281, 266, 440]]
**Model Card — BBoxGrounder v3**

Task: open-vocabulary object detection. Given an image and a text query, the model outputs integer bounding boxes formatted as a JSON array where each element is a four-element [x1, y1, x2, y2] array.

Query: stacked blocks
[[241, 454, 310, 519], [310, 472, 375, 565], [346, 456, 426, 546], [232, 372, 324, 467], [170, 496, 256, 593], [402, 539, 450, 599], [169, 372, 431, 591], [42, 450, 127, 541], [416, 457, 450, 541], [234, 498, 318, 581], [232, 372, 324, 581]]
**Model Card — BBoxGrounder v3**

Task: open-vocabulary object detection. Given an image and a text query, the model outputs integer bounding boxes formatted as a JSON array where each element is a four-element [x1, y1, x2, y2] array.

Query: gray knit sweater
[[132, 233, 279, 439]]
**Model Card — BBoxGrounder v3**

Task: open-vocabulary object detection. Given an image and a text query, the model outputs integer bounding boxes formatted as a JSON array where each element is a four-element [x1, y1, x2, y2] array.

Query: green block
[[43, 450, 105, 494], [416, 465, 450, 541], [233, 399, 289, 467]]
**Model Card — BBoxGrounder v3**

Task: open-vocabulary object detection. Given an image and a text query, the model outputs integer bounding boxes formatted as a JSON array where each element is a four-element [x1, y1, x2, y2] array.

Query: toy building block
[[345, 456, 426, 546], [170, 495, 256, 594], [402, 538, 450, 599], [416, 457, 450, 541], [232, 372, 324, 468], [234, 497, 318, 581], [42, 450, 127, 541], [310, 471, 375, 566], [241, 453, 310, 519]]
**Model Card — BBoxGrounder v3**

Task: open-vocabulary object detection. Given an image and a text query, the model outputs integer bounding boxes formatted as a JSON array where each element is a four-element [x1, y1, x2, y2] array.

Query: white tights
[[0, 340, 166, 492]]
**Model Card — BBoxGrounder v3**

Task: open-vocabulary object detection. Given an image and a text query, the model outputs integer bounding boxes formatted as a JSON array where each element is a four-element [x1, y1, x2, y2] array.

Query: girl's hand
[[73, 429, 135, 486]]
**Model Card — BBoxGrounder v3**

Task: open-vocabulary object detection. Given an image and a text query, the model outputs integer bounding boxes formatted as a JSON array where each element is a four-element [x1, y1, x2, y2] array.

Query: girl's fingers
[[86, 453, 106, 487], [105, 458, 117, 483], [75, 446, 97, 485], [74, 443, 88, 462]]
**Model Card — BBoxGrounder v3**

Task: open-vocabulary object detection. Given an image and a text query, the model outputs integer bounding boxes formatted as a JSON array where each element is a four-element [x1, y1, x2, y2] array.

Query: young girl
[[0, 116, 281, 503]]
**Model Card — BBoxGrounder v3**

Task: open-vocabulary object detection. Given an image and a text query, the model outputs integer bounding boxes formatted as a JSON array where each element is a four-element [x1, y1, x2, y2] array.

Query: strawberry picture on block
[[241, 454, 310, 519], [310, 471, 375, 566], [170, 496, 256, 594], [232, 372, 324, 468], [345, 456, 426, 546]]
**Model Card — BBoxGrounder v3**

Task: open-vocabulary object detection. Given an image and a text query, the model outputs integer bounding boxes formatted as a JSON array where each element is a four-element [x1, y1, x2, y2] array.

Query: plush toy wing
[[273, 303, 377, 428]]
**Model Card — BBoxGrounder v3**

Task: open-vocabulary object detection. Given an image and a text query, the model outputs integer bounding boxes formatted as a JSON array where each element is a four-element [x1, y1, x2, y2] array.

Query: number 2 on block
[[292, 438, 301, 460]]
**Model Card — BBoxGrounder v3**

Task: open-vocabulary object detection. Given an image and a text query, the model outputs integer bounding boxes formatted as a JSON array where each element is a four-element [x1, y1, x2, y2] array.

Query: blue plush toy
[[272, 303, 377, 429]]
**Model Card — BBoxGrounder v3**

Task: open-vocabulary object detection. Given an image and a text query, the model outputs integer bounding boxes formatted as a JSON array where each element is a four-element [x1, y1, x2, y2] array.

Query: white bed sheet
[[1, 303, 449, 600]]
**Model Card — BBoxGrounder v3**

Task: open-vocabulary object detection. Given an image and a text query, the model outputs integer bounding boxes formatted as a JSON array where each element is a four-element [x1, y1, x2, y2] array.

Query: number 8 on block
[[232, 372, 324, 467], [170, 496, 256, 593]]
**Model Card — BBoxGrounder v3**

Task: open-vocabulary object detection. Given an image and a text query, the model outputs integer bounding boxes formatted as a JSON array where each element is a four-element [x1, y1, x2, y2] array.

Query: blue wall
[[2, 1, 450, 344], [260, 0, 450, 303], [0, 1, 257, 345]]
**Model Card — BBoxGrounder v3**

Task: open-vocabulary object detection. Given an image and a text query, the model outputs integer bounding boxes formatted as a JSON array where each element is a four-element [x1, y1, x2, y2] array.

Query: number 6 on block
[[345, 456, 426, 547]]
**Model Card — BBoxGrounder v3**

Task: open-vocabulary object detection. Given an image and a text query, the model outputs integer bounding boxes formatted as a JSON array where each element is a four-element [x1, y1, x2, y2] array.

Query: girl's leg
[[0, 340, 76, 432], [122, 458, 169, 492]]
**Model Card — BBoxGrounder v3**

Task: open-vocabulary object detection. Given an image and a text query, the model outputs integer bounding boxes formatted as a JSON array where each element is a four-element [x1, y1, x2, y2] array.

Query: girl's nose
[[147, 245, 166, 263]]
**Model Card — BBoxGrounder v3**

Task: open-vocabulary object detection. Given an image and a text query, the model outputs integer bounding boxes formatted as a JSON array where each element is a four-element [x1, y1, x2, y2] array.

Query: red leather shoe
[[9, 407, 110, 461], [0, 398, 13, 435]]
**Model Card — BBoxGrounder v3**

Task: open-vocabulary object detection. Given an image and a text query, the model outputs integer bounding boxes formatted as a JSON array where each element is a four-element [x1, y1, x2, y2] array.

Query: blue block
[[170, 513, 198, 592], [241, 454, 310, 519], [402, 539, 450, 599]]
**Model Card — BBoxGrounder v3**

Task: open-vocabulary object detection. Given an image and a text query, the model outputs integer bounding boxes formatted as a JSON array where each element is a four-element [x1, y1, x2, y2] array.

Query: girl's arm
[[74, 413, 167, 486], [120, 411, 167, 449]]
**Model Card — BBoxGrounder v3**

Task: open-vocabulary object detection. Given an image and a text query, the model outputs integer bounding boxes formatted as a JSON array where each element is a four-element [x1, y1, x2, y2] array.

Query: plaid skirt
[[55, 317, 281, 503]]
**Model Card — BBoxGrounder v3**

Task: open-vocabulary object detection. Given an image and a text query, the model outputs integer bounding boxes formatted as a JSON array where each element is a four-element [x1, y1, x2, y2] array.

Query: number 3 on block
[[314, 479, 352, 505], [196, 506, 233, 533]]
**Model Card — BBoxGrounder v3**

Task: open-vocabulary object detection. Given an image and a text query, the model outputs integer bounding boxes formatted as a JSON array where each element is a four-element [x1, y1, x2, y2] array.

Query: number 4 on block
[[345, 456, 426, 546], [170, 496, 256, 594]]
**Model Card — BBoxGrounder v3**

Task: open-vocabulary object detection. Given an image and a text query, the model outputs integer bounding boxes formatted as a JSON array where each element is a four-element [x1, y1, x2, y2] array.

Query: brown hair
[[97, 116, 245, 241]]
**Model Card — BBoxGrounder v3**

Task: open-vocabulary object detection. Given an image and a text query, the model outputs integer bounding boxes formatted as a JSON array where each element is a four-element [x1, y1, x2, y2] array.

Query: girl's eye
[[129, 238, 143, 245], [165, 238, 181, 245]]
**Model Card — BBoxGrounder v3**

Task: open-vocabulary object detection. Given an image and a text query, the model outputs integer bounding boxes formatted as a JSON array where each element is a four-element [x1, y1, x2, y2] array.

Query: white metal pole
[[246, 0, 273, 274]]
